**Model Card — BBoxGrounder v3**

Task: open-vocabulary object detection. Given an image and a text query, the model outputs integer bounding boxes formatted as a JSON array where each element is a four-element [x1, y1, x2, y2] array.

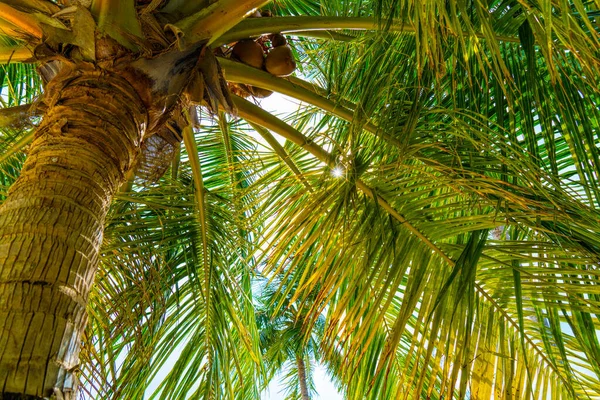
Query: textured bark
[[296, 356, 310, 400], [0, 66, 147, 397]]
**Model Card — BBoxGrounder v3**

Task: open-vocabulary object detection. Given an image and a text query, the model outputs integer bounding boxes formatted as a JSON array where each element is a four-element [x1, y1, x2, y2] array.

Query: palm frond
[[80, 116, 265, 400], [1, 1, 599, 398]]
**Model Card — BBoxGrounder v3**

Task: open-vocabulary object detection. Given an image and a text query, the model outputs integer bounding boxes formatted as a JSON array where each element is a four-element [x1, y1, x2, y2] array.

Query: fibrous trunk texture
[[296, 356, 310, 400], [0, 66, 147, 398]]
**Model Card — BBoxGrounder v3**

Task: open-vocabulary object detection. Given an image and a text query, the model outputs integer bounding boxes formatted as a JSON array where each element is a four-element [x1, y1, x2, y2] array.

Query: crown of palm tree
[[1, 0, 600, 399]]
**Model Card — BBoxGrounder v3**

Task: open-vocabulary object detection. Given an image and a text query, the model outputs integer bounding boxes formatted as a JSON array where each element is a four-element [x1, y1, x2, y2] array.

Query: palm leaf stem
[[2, 0, 60, 14], [215, 16, 521, 47], [0, 102, 38, 128], [0, 130, 34, 164], [246, 120, 313, 192], [233, 94, 570, 387], [182, 116, 210, 299], [90, 0, 143, 50], [219, 58, 399, 148], [170, 142, 181, 180], [0, 46, 33, 63], [182, 114, 216, 382], [0, 20, 21, 39], [118, 169, 135, 193], [174, 0, 271, 46], [217, 111, 238, 191], [232, 95, 331, 163], [290, 30, 358, 42], [0, 3, 43, 38]]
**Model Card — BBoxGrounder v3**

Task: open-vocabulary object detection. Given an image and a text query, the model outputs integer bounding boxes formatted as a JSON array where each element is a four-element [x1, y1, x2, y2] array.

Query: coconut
[[232, 40, 264, 69], [269, 33, 287, 47], [248, 86, 273, 98], [265, 45, 296, 76]]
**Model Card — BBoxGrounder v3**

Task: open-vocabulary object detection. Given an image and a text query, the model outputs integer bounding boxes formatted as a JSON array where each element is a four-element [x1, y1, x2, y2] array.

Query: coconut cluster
[[227, 10, 297, 99]]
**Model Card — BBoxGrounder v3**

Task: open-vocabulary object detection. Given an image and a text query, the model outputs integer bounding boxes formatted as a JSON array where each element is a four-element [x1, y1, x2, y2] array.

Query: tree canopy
[[0, 0, 600, 399]]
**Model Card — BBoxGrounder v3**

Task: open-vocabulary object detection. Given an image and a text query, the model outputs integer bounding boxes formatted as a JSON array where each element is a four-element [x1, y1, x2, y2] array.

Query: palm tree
[[255, 276, 328, 400], [1, 0, 600, 399]]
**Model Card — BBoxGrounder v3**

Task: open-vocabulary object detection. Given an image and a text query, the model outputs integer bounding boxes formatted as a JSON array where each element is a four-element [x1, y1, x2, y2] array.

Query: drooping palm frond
[[0, 56, 41, 201], [235, 25, 600, 394], [0, 0, 599, 399], [254, 146, 600, 399], [79, 117, 266, 400]]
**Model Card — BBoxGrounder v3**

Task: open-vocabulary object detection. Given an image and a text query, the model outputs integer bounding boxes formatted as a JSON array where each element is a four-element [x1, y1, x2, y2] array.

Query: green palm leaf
[[0, 0, 599, 398]]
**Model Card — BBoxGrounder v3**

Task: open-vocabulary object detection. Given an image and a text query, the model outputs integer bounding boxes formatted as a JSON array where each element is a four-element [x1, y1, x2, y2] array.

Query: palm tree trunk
[[296, 356, 310, 400], [0, 66, 146, 398]]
